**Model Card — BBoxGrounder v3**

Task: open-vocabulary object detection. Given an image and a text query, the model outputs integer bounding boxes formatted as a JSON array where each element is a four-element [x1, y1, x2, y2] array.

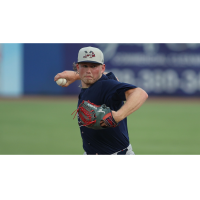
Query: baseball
[[56, 78, 67, 86]]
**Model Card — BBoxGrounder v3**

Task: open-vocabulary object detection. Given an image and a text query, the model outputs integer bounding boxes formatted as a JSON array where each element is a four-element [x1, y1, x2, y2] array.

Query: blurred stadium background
[[0, 43, 200, 154]]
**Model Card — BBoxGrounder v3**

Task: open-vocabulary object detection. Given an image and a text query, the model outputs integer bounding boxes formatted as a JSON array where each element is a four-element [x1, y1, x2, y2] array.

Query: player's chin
[[84, 79, 95, 84]]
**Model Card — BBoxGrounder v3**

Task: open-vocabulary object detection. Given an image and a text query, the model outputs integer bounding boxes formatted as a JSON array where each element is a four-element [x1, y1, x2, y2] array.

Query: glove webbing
[[72, 100, 99, 127], [78, 103, 96, 126]]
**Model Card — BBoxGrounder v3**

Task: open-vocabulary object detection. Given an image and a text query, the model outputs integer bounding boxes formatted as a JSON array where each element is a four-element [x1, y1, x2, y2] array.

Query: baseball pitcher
[[54, 46, 148, 155]]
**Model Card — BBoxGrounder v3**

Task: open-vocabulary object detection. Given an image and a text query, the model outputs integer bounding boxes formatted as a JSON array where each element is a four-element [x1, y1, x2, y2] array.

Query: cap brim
[[78, 60, 103, 64]]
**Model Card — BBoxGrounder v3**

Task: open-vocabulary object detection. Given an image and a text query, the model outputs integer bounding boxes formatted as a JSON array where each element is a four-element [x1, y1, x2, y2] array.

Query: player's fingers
[[62, 81, 70, 87], [54, 74, 62, 81], [100, 120, 107, 127]]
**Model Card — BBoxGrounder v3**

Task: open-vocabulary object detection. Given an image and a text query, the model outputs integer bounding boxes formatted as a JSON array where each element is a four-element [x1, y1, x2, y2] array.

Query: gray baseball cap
[[77, 46, 104, 64]]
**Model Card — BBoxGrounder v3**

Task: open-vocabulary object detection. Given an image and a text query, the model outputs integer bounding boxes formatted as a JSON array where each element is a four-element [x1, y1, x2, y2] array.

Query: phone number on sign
[[110, 68, 200, 95]]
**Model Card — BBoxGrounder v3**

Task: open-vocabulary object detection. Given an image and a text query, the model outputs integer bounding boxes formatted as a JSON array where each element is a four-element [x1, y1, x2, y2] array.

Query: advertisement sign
[[64, 43, 200, 96]]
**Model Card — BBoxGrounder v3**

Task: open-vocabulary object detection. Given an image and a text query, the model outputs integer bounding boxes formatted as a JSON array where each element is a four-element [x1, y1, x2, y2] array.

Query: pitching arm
[[112, 87, 148, 123], [54, 71, 118, 87]]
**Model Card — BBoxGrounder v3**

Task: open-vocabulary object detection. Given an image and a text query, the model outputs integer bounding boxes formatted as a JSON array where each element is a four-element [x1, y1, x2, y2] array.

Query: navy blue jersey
[[77, 72, 137, 155]]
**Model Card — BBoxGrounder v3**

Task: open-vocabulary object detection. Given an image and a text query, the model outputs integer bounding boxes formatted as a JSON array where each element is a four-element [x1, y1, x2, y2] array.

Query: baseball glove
[[72, 100, 118, 130]]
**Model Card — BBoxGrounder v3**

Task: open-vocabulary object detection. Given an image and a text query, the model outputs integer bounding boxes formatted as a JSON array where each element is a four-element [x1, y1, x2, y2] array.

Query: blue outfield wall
[[24, 43, 69, 95], [23, 43, 94, 95], [23, 43, 200, 96]]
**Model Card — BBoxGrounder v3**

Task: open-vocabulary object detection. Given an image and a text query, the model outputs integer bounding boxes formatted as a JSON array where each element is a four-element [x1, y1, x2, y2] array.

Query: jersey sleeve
[[105, 72, 118, 81], [101, 80, 137, 103]]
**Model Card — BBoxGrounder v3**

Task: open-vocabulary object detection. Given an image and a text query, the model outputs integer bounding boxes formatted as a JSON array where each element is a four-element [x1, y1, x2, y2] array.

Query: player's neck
[[80, 81, 90, 88]]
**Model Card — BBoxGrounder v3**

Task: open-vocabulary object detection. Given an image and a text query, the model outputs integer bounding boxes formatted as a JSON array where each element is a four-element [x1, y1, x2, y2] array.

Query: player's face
[[77, 62, 105, 87]]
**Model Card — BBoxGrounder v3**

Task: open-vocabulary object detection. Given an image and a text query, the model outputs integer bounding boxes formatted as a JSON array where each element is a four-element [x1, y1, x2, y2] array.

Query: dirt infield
[[0, 95, 200, 104]]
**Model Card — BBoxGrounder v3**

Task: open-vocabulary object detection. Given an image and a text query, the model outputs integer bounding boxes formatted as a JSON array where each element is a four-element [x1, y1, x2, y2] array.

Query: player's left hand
[[72, 100, 119, 130], [100, 111, 120, 127]]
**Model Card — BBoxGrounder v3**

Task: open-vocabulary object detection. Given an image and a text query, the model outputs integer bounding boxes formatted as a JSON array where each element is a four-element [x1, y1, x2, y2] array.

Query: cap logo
[[83, 51, 95, 58]]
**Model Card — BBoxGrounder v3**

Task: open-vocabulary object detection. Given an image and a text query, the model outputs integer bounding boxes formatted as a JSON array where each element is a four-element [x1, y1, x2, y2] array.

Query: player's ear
[[76, 63, 80, 73], [101, 64, 106, 73]]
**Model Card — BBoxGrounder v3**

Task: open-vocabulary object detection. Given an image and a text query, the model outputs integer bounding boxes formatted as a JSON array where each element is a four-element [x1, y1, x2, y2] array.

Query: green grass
[[129, 103, 200, 154], [0, 100, 200, 154]]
